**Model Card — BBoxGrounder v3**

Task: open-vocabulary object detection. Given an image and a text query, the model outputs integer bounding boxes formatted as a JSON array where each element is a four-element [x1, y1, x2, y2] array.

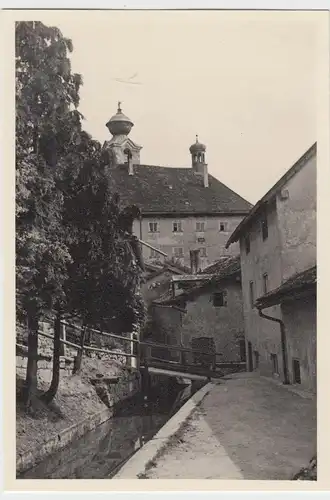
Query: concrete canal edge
[[113, 381, 214, 479], [16, 368, 142, 476], [16, 406, 114, 476]]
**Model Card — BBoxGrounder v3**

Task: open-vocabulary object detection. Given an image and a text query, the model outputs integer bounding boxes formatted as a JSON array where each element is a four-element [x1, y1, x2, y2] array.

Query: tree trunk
[[24, 312, 39, 409], [73, 324, 87, 374], [40, 312, 61, 404]]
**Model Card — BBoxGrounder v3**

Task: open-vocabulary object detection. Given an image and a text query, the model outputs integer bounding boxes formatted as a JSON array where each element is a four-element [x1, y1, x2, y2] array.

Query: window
[[173, 221, 183, 233], [213, 291, 227, 307], [244, 234, 251, 254], [150, 248, 158, 259], [124, 148, 132, 163], [173, 247, 184, 258], [271, 353, 279, 375], [199, 247, 207, 257], [292, 359, 301, 384], [253, 350, 260, 369], [196, 221, 205, 232], [249, 281, 255, 308], [197, 237, 205, 243], [149, 221, 159, 233], [262, 273, 269, 294], [261, 211, 268, 240], [219, 222, 228, 232]]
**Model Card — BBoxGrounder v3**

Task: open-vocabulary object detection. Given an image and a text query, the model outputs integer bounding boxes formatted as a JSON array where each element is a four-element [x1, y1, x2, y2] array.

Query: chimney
[[203, 164, 209, 188], [189, 136, 209, 187], [190, 249, 200, 275]]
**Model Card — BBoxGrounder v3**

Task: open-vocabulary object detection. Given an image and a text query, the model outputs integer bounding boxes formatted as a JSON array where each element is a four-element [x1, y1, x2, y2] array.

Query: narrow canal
[[18, 376, 205, 479]]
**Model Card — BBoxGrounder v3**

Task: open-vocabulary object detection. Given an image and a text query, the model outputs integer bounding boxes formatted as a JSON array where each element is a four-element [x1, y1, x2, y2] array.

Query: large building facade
[[226, 143, 316, 393], [102, 103, 252, 270]]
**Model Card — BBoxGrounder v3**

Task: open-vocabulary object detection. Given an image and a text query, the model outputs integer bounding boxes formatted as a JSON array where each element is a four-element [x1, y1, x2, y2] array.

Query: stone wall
[[16, 321, 135, 384], [150, 280, 245, 365], [16, 354, 74, 387], [180, 280, 245, 364], [282, 295, 316, 393]]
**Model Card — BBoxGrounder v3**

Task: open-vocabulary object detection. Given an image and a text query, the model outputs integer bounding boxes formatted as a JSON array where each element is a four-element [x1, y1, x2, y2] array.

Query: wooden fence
[[17, 318, 245, 377]]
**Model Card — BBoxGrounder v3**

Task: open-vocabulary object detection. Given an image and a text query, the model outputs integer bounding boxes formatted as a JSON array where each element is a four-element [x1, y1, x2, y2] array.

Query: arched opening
[[124, 148, 132, 164]]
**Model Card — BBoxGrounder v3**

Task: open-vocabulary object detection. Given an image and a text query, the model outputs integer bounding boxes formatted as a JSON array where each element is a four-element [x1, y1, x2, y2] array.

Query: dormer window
[[219, 222, 228, 232], [124, 148, 132, 164]]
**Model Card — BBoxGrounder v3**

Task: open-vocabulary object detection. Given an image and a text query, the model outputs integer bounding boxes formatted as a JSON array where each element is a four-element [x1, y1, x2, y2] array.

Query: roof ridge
[[226, 142, 316, 247]]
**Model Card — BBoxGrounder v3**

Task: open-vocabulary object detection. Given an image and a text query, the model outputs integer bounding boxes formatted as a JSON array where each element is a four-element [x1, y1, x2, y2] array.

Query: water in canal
[[18, 377, 204, 479]]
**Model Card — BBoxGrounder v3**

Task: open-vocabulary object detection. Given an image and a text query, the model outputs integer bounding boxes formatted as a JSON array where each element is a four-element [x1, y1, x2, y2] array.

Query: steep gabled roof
[[255, 265, 316, 309], [108, 164, 252, 216], [226, 142, 316, 247]]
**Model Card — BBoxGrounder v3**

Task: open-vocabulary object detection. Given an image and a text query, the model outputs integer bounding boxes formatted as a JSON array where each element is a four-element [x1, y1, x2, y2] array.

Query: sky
[[40, 10, 319, 204]]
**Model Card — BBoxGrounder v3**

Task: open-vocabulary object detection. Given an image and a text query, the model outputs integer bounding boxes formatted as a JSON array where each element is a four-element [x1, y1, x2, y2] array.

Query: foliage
[[16, 21, 146, 358], [62, 155, 145, 332], [16, 21, 82, 320]]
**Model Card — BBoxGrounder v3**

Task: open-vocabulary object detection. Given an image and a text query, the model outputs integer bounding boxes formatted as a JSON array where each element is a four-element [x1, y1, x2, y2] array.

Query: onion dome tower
[[189, 135, 206, 167], [106, 102, 134, 137], [189, 135, 209, 187], [103, 102, 142, 167]]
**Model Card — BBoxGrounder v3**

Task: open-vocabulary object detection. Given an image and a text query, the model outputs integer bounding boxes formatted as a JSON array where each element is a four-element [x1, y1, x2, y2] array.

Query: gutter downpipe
[[257, 307, 290, 385]]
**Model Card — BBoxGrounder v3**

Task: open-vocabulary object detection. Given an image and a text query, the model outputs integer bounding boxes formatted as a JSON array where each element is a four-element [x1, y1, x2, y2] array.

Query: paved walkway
[[143, 373, 316, 480]]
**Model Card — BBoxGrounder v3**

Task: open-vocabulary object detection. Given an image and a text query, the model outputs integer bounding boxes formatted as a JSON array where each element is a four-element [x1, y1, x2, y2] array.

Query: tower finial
[[117, 101, 122, 112], [196, 134, 198, 143]]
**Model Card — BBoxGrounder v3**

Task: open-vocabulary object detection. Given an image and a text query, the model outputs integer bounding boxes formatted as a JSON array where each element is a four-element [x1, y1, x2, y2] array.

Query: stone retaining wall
[[16, 368, 141, 476]]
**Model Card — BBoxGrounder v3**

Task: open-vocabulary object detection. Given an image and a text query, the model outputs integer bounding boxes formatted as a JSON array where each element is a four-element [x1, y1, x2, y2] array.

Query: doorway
[[248, 341, 253, 372], [292, 358, 301, 384]]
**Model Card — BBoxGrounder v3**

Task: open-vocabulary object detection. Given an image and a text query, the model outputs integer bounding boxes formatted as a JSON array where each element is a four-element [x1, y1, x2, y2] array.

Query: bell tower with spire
[[102, 102, 142, 171], [189, 135, 209, 187]]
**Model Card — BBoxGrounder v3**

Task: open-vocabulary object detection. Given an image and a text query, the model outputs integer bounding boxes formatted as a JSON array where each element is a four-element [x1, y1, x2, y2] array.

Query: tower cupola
[[189, 135, 209, 187], [102, 102, 142, 168], [106, 102, 134, 137], [189, 135, 206, 165]]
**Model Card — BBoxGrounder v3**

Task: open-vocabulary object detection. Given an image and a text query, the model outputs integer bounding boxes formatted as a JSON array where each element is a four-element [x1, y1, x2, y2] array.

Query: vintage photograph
[[15, 10, 317, 481]]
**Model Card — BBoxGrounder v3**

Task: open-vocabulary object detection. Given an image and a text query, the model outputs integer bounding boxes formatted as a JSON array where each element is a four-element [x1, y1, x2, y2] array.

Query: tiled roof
[[108, 164, 252, 215], [155, 255, 241, 305], [202, 255, 241, 278], [255, 265, 316, 308], [144, 260, 190, 281]]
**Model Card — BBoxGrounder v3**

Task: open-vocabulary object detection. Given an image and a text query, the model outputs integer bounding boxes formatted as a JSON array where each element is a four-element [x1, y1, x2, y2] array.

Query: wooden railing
[[17, 318, 245, 378]]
